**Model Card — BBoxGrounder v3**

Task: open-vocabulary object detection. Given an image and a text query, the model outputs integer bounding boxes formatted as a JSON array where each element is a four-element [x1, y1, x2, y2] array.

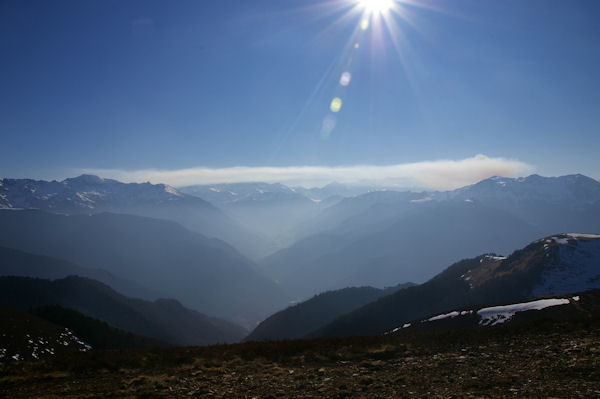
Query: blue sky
[[1, 0, 599, 188]]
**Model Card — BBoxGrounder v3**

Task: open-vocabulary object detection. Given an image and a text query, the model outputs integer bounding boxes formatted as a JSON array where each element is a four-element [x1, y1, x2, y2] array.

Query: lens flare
[[264, 0, 443, 146], [360, 18, 370, 30], [321, 115, 337, 139], [330, 97, 343, 113], [340, 72, 352, 86]]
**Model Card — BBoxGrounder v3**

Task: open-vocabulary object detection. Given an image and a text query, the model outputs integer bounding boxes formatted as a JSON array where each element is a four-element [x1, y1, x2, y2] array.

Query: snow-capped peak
[[162, 185, 183, 196], [0, 175, 207, 213], [530, 233, 600, 297]]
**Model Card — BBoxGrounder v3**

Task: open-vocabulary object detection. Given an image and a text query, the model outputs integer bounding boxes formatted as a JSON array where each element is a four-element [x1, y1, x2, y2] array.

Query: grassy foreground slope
[[1, 305, 599, 398], [0, 276, 246, 346]]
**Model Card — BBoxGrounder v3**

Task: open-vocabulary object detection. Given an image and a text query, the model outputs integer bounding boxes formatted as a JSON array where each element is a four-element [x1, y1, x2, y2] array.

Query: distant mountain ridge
[[0, 246, 160, 300], [180, 182, 413, 246], [262, 174, 600, 298], [181, 182, 322, 246], [444, 174, 600, 205], [0, 175, 273, 259], [293, 174, 600, 242], [0, 174, 192, 211], [292, 182, 378, 201], [180, 181, 375, 205], [181, 182, 314, 206]]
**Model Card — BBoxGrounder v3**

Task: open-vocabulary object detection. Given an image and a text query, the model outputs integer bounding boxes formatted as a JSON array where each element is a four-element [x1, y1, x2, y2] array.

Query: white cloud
[[80, 154, 534, 190]]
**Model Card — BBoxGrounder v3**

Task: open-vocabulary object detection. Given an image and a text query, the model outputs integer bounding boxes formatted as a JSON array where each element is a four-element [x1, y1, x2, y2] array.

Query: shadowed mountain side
[[0, 210, 289, 326], [262, 232, 350, 287], [30, 306, 166, 349], [132, 201, 278, 260], [0, 276, 247, 346], [309, 234, 600, 338], [0, 246, 161, 301], [245, 283, 415, 342], [263, 202, 542, 299]]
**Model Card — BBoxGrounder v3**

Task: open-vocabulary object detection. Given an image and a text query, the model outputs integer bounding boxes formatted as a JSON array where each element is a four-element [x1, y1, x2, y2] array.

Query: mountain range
[[260, 174, 600, 299], [1, 172, 599, 346], [311, 233, 600, 338], [0, 175, 273, 259], [246, 233, 600, 340], [180, 182, 324, 247], [0, 210, 288, 327]]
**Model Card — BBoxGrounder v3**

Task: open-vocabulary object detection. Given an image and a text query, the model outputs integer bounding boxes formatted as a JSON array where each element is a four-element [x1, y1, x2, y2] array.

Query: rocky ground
[[1, 318, 599, 398]]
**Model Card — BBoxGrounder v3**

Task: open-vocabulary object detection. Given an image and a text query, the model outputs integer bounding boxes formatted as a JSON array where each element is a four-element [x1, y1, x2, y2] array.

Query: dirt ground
[[1, 319, 599, 398]]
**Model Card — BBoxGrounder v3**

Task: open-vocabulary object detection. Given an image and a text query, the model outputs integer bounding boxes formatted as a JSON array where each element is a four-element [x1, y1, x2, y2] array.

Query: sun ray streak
[[268, 47, 346, 163], [308, 5, 365, 47], [272, 0, 451, 150]]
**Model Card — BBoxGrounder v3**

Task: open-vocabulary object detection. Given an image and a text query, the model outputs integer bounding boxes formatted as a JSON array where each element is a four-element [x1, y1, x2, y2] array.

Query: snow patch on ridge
[[426, 310, 473, 322], [531, 238, 600, 297], [163, 185, 182, 196], [388, 296, 577, 334], [567, 233, 600, 239], [410, 196, 432, 203], [548, 233, 600, 245], [478, 298, 570, 326], [0, 328, 91, 363], [552, 236, 570, 245]]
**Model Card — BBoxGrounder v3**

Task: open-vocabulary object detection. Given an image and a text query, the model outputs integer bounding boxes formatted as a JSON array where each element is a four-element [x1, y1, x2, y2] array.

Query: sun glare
[[359, 0, 393, 14]]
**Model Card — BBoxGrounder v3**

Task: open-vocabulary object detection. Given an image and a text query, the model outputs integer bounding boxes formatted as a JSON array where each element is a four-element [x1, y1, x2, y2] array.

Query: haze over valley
[[1, 172, 599, 329]]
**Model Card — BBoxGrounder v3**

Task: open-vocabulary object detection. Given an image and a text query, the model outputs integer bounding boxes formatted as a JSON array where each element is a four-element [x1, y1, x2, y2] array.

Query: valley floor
[[1, 318, 599, 398]]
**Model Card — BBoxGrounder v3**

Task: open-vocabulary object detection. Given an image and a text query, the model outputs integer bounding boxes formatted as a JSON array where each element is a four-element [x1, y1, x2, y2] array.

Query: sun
[[358, 0, 393, 14]]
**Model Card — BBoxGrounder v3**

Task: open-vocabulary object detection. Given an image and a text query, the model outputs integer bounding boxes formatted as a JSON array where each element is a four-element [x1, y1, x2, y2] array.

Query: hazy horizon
[[5, 157, 600, 191]]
